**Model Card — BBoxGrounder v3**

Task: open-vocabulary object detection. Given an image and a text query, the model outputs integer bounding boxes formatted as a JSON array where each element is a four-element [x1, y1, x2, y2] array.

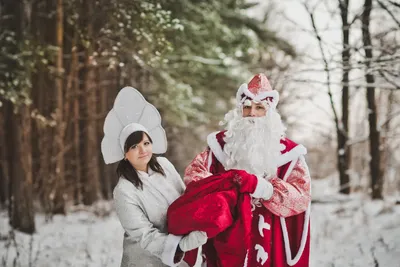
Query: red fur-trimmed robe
[[169, 131, 311, 267]]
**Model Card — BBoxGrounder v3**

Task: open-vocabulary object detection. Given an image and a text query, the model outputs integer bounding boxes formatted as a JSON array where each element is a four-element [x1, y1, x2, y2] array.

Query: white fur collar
[[207, 131, 229, 168]]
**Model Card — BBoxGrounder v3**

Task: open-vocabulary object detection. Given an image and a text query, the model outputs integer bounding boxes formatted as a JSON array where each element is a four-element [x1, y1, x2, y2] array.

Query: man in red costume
[[184, 73, 311, 267]]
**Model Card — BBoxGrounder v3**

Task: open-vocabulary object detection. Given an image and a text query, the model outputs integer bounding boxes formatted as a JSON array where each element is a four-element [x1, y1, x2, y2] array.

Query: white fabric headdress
[[101, 87, 167, 164]]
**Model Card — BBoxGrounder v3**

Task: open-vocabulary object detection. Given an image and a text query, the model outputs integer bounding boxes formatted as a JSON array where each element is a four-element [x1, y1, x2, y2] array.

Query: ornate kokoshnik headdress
[[101, 87, 167, 164]]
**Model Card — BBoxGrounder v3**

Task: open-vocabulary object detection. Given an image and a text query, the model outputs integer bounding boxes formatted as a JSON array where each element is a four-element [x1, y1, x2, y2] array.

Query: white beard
[[222, 107, 286, 178]]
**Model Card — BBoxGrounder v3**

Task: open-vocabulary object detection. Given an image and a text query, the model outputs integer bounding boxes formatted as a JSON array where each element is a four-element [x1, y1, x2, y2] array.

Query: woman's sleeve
[[113, 187, 184, 266]]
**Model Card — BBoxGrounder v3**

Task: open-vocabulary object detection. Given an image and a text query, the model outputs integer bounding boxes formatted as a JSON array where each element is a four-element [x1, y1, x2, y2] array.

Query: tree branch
[[378, 69, 400, 89], [388, 0, 400, 8], [304, 3, 341, 135], [377, 0, 400, 27]]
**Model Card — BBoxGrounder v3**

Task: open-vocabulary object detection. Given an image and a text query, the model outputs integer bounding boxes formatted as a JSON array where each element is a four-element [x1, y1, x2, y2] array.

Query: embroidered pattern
[[233, 173, 243, 186], [258, 214, 271, 237], [251, 197, 262, 211], [262, 159, 311, 217], [255, 244, 268, 265]]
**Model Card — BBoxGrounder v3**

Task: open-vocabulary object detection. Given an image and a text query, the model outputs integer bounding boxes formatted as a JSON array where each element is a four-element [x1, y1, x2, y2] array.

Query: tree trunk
[[338, 0, 351, 194], [29, 0, 54, 216], [98, 69, 112, 199], [362, 0, 383, 199], [82, 0, 101, 205], [71, 31, 82, 205], [8, 104, 35, 233], [380, 90, 394, 194], [52, 0, 66, 214], [0, 167, 6, 209], [2, 0, 35, 234], [0, 106, 9, 208]]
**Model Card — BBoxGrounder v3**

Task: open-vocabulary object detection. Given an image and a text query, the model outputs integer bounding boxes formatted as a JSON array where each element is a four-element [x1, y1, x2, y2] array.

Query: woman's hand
[[178, 231, 208, 252]]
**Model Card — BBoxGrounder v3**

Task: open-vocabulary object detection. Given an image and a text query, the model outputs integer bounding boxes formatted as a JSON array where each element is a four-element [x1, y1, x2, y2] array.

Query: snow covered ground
[[0, 206, 123, 267], [310, 177, 400, 267], [1, 178, 399, 267], [311, 199, 400, 267]]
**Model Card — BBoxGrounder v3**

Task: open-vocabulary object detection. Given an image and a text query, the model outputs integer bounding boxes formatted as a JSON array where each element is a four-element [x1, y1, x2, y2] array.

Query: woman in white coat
[[101, 87, 207, 267], [114, 130, 206, 267]]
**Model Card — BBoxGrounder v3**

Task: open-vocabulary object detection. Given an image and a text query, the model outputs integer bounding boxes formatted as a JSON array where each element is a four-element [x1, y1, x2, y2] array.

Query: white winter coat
[[113, 157, 187, 267]]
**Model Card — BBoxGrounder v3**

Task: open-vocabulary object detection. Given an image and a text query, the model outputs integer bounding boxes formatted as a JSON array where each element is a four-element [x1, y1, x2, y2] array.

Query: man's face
[[242, 101, 267, 117]]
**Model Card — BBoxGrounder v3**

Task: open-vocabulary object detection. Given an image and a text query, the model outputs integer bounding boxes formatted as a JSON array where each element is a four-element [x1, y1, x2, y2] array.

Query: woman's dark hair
[[116, 131, 165, 189]]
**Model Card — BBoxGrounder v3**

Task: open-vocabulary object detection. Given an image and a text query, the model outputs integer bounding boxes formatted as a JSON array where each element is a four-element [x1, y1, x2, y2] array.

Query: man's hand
[[179, 230, 208, 252], [250, 176, 273, 200]]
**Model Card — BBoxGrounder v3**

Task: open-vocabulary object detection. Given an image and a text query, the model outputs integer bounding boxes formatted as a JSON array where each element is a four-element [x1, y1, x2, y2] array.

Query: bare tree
[[286, 0, 400, 198], [362, 0, 383, 199], [337, 0, 352, 194], [305, 2, 352, 193]]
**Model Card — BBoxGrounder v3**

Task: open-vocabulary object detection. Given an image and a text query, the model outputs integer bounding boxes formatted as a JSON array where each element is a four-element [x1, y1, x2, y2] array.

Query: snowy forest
[[0, 0, 399, 266]]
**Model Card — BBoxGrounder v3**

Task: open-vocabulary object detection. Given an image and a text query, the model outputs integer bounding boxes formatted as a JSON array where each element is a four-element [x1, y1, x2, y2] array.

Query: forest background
[[0, 0, 399, 266]]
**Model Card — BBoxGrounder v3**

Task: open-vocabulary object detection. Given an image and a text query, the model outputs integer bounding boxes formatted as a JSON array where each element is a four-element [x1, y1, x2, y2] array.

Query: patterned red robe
[[172, 131, 311, 267]]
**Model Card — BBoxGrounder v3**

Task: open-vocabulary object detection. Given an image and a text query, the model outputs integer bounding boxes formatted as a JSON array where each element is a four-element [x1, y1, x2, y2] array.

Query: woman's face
[[125, 133, 153, 172]]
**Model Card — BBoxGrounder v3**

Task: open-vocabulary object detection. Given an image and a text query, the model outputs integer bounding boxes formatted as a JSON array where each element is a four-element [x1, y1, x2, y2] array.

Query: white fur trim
[[193, 246, 203, 267], [279, 143, 286, 151], [180, 261, 190, 267], [243, 99, 252, 106], [207, 132, 228, 168], [161, 234, 183, 266], [207, 151, 213, 171], [280, 155, 311, 266], [236, 83, 280, 107], [277, 144, 307, 167], [243, 250, 249, 267]]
